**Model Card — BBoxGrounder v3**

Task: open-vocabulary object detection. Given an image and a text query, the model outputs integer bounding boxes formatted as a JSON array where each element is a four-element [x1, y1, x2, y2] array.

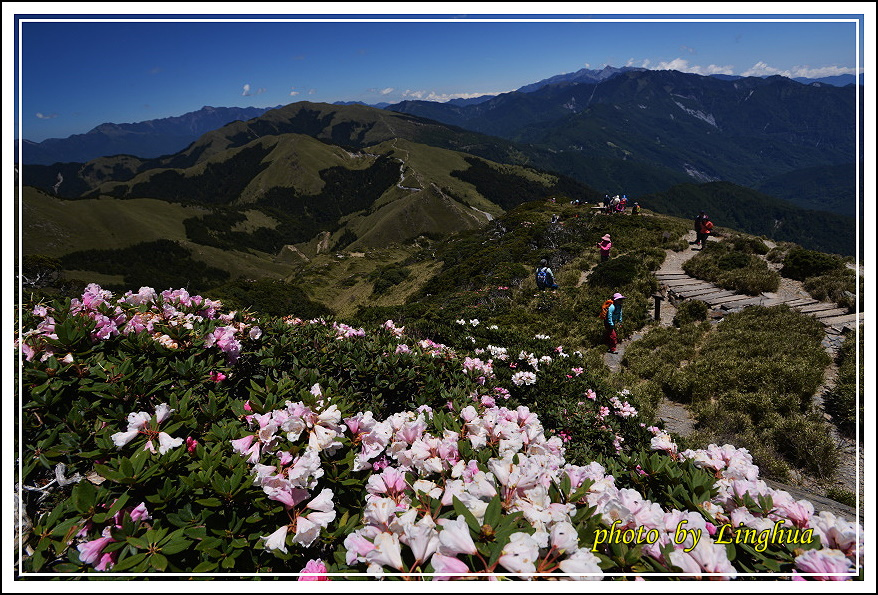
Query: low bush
[[683, 241, 779, 296], [780, 247, 846, 281], [673, 300, 708, 327], [822, 327, 863, 437]]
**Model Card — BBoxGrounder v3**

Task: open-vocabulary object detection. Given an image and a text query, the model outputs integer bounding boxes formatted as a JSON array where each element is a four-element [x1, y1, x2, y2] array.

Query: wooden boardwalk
[[655, 269, 862, 333]]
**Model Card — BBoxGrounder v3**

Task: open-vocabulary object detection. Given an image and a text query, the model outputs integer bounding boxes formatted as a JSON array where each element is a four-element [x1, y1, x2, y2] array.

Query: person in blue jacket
[[605, 292, 625, 354]]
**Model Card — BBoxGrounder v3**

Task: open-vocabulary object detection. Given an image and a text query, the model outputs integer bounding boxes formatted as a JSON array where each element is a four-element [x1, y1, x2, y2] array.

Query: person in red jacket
[[699, 216, 714, 246]]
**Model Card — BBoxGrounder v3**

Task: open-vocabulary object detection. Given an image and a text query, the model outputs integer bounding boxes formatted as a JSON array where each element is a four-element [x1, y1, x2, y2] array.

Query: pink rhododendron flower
[[430, 552, 470, 579], [77, 535, 115, 565], [298, 559, 330, 581], [794, 548, 854, 580]]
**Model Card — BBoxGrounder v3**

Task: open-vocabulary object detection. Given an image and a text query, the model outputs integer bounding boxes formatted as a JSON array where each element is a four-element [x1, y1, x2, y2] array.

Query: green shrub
[[822, 328, 863, 437], [673, 300, 708, 326], [369, 264, 411, 295], [587, 254, 643, 288], [826, 487, 857, 508], [771, 415, 840, 479], [781, 246, 845, 281], [683, 240, 779, 295]]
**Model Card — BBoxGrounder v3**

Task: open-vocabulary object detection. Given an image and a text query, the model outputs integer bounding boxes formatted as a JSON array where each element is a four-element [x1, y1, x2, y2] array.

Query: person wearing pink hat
[[604, 292, 625, 354], [597, 234, 612, 262]]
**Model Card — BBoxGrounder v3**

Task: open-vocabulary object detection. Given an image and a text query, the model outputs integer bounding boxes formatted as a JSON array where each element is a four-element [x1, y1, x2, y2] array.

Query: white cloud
[[654, 58, 734, 76], [242, 84, 266, 96], [741, 61, 856, 79], [35, 112, 58, 119], [290, 87, 300, 96], [401, 89, 500, 103], [379, 87, 394, 95]]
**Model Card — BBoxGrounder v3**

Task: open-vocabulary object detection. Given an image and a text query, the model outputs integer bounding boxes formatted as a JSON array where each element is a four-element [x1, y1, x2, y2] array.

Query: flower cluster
[[110, 403, 183, 455], [76, 502, 151, 571]]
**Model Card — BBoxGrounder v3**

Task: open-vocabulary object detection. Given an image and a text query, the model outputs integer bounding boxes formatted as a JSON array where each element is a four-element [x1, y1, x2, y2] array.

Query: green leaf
[[112, 552, 147, 571], [71, 480, 96, 513], [196, 497, 221, 507], [452, 496, 481, 534], [150, 553, 168, 571], [483, 495, 502, 529]]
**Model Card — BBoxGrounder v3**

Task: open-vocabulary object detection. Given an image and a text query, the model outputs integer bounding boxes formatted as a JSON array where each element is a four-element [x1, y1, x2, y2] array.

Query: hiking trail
[[595, 227, 862, 521]]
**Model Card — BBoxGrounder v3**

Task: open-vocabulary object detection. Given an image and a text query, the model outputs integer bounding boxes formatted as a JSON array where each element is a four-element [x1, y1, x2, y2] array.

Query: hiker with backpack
[[535, 259, 558, 290], [601, 292, 625, 354], [597, 234, 612, 262], [699, 215, 714, 246], [693, 211, 706, 245], [631, 202, 642, 216]]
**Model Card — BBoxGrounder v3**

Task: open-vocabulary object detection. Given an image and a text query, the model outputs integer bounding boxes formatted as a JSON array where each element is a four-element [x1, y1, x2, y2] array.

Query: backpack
[[536, 267, 553, 288], [599, 298, 615, 320]]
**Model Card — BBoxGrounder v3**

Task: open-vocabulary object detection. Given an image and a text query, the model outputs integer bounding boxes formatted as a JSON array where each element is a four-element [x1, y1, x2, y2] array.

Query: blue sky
[[7, 4, 871, 142]]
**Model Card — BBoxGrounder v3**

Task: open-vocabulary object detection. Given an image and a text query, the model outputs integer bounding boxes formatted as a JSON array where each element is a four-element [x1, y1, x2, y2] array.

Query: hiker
[[602, 292, 625, 354], [535, 259, 558, 290], [610, 195, 621, 214], [550, 213, 560, 224], [597, 234, 612, 262], [603, 195, 612, 214], [693, 211, 706, 245], [631, 202, 642, 216], [699, 215, 714, 246]]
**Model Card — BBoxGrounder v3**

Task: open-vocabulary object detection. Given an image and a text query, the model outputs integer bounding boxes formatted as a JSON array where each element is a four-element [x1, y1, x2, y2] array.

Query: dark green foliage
[[640, 181, 855, 256], [114, 144, 274, 203], [673, 300, 708, 327], [450, 156, 598, 210], [756, 162, 860, 217], [207, 278, 333, 318], [822, 328, 863, 437], [368, 264, 411, 295], [59, 240, 230, 293], [587, 255, 643, 288], [331, 228, 358, 252], [770, 415, 840, 479], [781, 246, 846, 281], [21, 254, 63, 288], [825, 487, 857, 508], [256, 155, 399, 245], [601, 451, 718, 513], [683, 239, 779, 295]]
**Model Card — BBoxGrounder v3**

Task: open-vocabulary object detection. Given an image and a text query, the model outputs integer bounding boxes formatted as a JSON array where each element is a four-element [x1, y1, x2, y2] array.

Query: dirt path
[[603, 228, 861, 520]]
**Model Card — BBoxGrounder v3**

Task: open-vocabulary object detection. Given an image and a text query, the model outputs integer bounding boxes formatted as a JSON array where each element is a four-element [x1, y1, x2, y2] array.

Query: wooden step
[[820, 313, 862, 328], [797, 302, 846, 313], [663, 279, 713, 288], [810, 308, 852, 320], [707, 294, 758, 306], [700, 291, 743, 304], [785, 298, 819, 307], [674, 285, 725, 297]]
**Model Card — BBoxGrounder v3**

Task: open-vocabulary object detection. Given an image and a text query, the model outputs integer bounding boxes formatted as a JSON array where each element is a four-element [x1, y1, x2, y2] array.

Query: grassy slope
[[22, 186, 292, 282], [21, 186, 206, 256]]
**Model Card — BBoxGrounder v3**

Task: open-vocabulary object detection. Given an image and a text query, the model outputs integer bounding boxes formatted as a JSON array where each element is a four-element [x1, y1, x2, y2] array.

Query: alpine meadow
[[15, 52, 866, 583]]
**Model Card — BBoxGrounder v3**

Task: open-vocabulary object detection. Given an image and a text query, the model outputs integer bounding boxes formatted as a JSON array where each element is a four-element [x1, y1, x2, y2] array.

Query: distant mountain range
[[16, 105, 282, 165], [15, 67, 861, 168], [387, 68, 859, 200]]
